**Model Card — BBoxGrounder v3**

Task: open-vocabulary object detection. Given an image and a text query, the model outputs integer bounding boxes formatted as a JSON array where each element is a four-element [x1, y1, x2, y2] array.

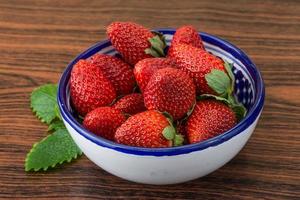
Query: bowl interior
[[58, 29, 264, 156]]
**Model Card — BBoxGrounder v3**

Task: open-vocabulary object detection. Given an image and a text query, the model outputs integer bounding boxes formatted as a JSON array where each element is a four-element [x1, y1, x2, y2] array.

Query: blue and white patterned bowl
[[58, 29, 265, 185]]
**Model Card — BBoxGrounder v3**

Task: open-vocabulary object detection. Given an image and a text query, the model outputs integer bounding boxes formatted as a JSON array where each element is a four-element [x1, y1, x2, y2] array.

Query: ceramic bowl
[[57, 29, 265, 185]]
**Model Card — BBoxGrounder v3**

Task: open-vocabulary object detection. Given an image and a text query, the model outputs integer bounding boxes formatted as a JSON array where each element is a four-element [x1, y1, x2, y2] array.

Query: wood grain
[[0, 0, 299, 199]]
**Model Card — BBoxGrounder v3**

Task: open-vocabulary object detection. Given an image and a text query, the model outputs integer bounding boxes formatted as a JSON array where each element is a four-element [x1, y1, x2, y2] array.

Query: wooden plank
[[0, 0, 299, 199]]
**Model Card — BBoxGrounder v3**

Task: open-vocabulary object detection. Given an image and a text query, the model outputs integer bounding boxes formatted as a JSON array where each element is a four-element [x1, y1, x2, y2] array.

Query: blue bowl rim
[[57, 29, 265, 156]]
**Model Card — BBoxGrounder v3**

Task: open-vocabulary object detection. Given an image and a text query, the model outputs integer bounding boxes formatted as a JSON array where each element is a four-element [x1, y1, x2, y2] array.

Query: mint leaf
[[31, 84, 59, 124], [205, 69, 231, 97], [25, 128, 82, 172], [48, 120, 65, 132], [27, 83, 82, 172]]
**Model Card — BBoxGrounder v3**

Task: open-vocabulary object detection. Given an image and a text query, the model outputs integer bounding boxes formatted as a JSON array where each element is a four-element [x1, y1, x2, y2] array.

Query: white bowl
[[58, 29, 265, 185]]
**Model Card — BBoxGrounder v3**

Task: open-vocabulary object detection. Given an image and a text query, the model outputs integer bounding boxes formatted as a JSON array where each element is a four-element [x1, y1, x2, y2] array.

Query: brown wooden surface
[[0, 0, 299, 199]]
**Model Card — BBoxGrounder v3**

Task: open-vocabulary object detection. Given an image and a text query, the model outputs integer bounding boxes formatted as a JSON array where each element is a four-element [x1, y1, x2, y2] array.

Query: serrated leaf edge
[[25, 134, 82, 172], [30, 84, 59, 125]]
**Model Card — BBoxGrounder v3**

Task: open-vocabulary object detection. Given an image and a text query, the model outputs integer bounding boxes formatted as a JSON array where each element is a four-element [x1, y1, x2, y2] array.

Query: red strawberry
[[134, 58, 177, 92], [107, 22, 166, 65], [168, 44, 225, 95], [112, 93, 146, 115], [144, 68, 196, 120], [83, 107, 126, 141], [89, 54, 135, 96], [169, 25, 204, 52], [70, 60, 116, 116], [115, 110, 183, 148], [186, 99, 237, 144]]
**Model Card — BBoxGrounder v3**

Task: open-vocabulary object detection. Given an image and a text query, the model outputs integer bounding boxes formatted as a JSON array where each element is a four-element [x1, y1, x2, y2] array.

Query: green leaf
[[227, 94, 236, 105], [203, 62, 248, 121], [224, 62, 235, 82], [205, 69, 231, 97], [31, 84, 59, 124], [163, 126, 176, 140], [197, 94, 231, 105], [48, 120, 65, 132], [145, 48, 160, 57], [224, 61, 235, 92], [25, 128, 82, 172], [145, 34, 166, 57], [54, 104, 62, 120], [162, 125, 184, 147], [232, 104, 247, 122], [151, 31, 167, 47], [149, 36, 165, 56], [174, 134, 184, 146]]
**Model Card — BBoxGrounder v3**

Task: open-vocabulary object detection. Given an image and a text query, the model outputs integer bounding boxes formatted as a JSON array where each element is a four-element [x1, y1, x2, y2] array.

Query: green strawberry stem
[[145, 32, 167, 57], [204, 61, 247, 121], [173, 134, 184, 147], [197, 94, 246, 122], [227, 94, 236, 105], [224, 61, 235, 93], [162, 112, 184, 147], [205, 69, 231, 97]]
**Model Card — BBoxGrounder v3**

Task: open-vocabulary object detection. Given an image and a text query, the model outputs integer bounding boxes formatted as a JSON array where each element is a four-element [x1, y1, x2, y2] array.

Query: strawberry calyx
[[145, 32, 167, 57], [197, 94, 246, 122], [205, 65, 232, 98], [204, 61, 247, 121], [161, 112, 184, 147]]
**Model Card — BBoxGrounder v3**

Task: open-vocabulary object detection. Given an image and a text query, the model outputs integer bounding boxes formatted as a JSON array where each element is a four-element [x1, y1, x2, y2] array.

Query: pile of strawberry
[[70, 22, 246, 148]]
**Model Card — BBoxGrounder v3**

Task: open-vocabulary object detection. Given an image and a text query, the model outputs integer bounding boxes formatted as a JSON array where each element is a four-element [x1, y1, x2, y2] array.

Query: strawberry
[[83, 107, 126, 141], [89, 54, 135, 96], [134, 58, 177, 92], [186, 99, 237, 144], [112, 93, 146, 115], [70, 60, 116, 116], [115, 110, 183, 148], [107, 22, 166, 65], [168, 43, 225, 95], [168, 25, 204, 53], [144, 68, 196, 120]]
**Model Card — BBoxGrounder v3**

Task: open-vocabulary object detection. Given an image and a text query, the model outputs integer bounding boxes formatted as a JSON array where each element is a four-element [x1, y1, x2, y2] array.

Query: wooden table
[[1, 0, 299, 199]]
